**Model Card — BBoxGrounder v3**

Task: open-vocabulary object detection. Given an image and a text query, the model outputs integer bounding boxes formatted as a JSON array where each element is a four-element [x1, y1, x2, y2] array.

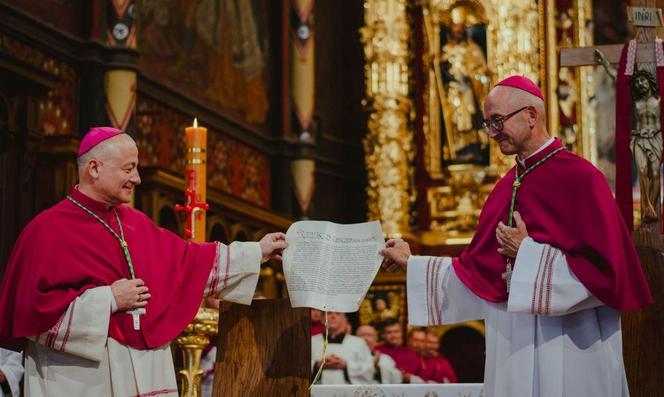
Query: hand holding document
[[282, 220, 383, 312]]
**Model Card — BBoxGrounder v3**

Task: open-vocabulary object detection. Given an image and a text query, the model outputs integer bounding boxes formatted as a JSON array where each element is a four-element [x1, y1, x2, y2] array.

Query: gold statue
[[630, 69, 662, 224], [439, 4, 490, 163]]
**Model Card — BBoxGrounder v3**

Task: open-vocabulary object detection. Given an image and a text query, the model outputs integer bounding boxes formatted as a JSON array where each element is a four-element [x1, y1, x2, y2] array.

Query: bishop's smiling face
[[92, 134, 141, 206]]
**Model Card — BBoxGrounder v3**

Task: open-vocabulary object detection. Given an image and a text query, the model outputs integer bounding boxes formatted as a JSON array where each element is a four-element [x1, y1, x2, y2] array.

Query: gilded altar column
[[360, 0, 414, 238]]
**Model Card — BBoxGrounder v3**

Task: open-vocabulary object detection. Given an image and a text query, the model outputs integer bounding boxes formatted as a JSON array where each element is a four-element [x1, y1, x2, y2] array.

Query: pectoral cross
[[128, 308, 146, 330], [502, 260, 513, 293]]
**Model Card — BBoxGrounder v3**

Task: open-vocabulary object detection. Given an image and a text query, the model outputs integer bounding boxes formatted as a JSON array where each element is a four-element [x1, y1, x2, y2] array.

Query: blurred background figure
[[439, 326, 486, 383], [375, 318, 423, 383], [419, 329, 457, 383], [356, 324, 402, 384], [311, 312, 374, 384], [311, 308, 325, 336]]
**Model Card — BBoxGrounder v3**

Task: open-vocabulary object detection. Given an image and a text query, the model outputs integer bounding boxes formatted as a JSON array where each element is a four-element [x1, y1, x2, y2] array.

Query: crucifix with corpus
[[561, 4, 664, 396], [560, 1, 664, 232]]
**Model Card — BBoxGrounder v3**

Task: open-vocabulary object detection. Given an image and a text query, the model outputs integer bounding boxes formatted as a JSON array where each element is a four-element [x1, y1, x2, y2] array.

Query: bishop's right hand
[[380, 239, 411, 272], [111, 278, 150, 311]]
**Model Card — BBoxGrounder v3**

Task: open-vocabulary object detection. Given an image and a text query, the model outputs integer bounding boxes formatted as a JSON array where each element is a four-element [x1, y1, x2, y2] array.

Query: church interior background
[[0, 0, 657, 393]]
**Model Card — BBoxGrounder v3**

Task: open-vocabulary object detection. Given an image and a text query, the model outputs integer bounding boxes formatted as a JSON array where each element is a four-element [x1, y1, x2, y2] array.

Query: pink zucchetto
[[495, 75, 544, 100], [77, 127, 125, 157]]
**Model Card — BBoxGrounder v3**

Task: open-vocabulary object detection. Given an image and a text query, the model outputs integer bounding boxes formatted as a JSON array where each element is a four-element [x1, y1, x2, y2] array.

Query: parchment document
[[282, 220, 384, 312]]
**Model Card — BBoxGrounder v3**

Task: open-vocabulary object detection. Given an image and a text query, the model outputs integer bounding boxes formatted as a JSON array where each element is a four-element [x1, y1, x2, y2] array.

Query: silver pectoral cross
[[128, 308, 146, 330], [502, 260, 513, 293]]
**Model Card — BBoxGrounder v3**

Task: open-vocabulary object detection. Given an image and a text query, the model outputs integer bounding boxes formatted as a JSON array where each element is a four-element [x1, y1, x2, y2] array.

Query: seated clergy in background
[[405, 327, 456, 383], [0, 127, 286, 397], [374, 318, 423, 384], [381, 76, 652, 397], [419, 329, 456, 383], [405, 327, 426, 357], [311, 312, 374, 384], [355, 324, 402, 384]]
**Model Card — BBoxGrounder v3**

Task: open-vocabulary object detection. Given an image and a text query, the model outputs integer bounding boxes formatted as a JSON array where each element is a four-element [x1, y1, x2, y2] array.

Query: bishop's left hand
[[496, 211, 528, 259], [259, 232, 288, 263]]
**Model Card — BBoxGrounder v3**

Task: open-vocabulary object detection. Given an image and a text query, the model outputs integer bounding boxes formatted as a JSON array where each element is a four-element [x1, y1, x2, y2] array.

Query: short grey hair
[[76, 133, 136, 171]]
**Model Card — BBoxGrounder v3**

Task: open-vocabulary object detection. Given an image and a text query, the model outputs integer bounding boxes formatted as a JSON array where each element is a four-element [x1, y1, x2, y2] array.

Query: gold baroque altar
[[362, 0, 595, 245]]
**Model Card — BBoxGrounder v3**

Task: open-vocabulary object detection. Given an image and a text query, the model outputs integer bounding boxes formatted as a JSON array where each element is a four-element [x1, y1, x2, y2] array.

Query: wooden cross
[[560, 1, 662, 70]]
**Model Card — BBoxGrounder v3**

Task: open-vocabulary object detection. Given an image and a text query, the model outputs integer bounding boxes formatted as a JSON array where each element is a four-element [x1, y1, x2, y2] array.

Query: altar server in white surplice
[[381, 76, 652, 397], [356, 324, 402, 384], [311, 312, 374, 384]]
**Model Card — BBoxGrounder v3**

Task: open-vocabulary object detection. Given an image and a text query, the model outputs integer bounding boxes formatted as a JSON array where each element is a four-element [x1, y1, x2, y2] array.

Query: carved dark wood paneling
[[2, 0, 85, 38], [0, 65, 54, 274]]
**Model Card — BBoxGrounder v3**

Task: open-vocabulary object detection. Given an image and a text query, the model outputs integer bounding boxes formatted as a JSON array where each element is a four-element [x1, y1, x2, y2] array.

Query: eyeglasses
[[481, 106, 529, 134]]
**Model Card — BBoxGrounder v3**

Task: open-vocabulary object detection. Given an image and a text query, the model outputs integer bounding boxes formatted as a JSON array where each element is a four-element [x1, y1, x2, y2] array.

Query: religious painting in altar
[[432, 2, 490, 166], [419, 0, 542, 242], [359, 283, 407, 329], [137, 0, 273, 128], [358, 284, 406, 329]]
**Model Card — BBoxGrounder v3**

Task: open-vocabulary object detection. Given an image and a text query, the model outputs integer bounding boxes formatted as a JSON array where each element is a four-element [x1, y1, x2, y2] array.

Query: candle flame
[[193, 118, 198, 128]]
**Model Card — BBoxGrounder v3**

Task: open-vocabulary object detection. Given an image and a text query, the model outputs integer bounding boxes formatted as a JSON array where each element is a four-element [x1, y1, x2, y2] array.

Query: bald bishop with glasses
[[381, 75, 652, 397]]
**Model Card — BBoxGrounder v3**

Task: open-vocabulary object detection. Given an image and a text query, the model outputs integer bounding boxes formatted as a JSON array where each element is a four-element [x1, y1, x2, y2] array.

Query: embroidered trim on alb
[[60, 300, 77, 351], [431, 257, 443, 324], [531, 247, 548, 314], [426, 257, 435, 324], [207, 242, 221, 297], [134, 388, 179, 397], [543, 249, 558, 315]]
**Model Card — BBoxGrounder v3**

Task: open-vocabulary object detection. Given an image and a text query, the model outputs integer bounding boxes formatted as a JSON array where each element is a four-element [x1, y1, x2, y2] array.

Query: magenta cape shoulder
[[0, 187, 217, 350], [452, 138, 652, 311]]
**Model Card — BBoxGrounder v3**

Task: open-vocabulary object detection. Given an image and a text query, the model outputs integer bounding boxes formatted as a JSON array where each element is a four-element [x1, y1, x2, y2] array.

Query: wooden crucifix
[[560, 3, 663, 397], [562, 2, 664, 231]]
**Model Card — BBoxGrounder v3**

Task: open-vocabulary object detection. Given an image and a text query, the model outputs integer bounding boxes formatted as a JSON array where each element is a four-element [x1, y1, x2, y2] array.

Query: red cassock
[[375, 344, 421, 375], [453, 138, 653, 311], [0, 187, 217, 351], [419, 355, 457, 383]]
